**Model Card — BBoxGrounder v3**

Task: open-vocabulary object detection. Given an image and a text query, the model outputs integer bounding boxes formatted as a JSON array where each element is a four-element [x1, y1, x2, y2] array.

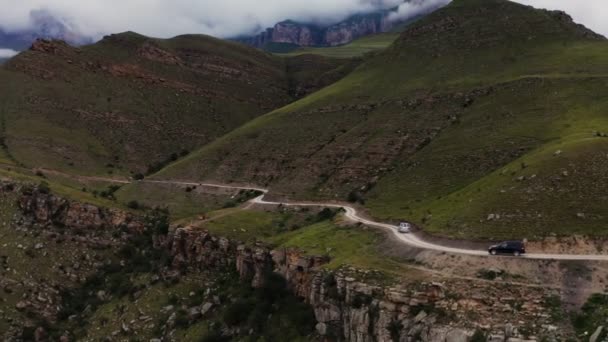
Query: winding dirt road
[[11, 165, 607, 261], [144, 179, 608, 261]]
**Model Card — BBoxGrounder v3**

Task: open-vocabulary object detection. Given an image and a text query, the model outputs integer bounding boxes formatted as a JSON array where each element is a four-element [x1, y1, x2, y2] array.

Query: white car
[[397, 222, 411, 233]]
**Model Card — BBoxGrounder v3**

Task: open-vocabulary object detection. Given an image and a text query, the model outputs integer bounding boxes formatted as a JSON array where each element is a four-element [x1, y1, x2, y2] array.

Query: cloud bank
[[389, 0, 450, 22], [0, 0, 606, 42], [514, 0, 608, 37], [0, 48, 19, 58], [0, 0, 409, 40]]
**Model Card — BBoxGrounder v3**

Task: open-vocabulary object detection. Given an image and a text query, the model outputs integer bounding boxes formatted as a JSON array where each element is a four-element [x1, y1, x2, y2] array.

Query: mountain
[[3, 1, 608, 340], [155, 0, 608, 241], [235, 4, 439, 52], [0, 10, 91, 51], [0, 32, 355, 177]]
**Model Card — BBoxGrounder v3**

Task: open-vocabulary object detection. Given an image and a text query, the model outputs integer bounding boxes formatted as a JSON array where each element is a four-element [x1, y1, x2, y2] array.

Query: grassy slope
[[156, 0, 608, 240], [191, 208, 416, 276], [0, 33, 352, 178], [283, 32, 400, 58]]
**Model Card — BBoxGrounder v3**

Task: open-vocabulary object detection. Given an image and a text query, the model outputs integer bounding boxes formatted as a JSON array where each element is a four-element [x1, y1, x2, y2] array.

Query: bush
[[347, 190, 365, 204], [223, 200, 237, 209], [316, 208, 339, 222], [127, 200, 140, 210], [351, 293, 373, 309], [175, 309, 190, 328], [145, 208, 170, 235], [199, 332, 231, 342], [133, 173, 144, 180], [471, 330, 487, 342], [37, 181, 50, 194], [224, 300, 254, 326]]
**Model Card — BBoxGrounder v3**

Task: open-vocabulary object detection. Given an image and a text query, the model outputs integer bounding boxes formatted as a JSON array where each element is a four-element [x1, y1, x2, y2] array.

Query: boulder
[[316, 322, 328, 336], [201, 302, 214, 315], [446, 329, 471, 342]]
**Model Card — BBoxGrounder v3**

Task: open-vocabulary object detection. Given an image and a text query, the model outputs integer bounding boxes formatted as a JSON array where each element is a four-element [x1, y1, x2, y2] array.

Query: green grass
[[269, 221, 405, 272], [282, 32, 400, 58], [115, 181, 234, 220], [82, 274, 209, 341], [198, 208, 414, 275], [202, 210, 287, 242], [0, 32, 352, 180], [155, 0, 608, 240], [0, 168, 127, 209], [572, 294, 608, 338]]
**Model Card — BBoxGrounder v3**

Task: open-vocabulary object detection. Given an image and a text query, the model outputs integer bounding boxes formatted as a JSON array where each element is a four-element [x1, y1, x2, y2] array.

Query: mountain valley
[[2, 0, 608, 340]]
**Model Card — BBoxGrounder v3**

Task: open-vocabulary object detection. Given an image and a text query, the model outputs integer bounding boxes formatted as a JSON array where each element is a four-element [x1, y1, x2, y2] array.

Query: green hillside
[[283, 32, 400, 58], [0, 33, 352, 177], [154, 0, 608, 240]]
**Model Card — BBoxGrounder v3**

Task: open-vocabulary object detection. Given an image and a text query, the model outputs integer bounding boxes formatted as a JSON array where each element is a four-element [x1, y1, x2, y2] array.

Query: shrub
[[471, 330, 486, 342], [352, 293, 373, 309], [317, 208, 337, 222], [224, 300, 254, 326], [223, 200, 237, 209], [127, 200, 140, 210], [37, 181, 50, 194], [175, 309, 190, 328], [347, 190, 365, 204]]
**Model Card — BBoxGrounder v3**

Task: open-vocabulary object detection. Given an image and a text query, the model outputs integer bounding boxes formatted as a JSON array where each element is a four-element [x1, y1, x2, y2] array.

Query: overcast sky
[[0, 0, 606, 42]]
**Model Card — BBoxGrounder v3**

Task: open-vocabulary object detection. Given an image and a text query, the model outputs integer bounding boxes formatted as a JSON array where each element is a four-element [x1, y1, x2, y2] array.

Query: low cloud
[[0, 0, 408, 40], [0, 48, 19, 58], [513, 0, 608, 37], [388, 0, 451, 22], [0, 0, 605, 42]]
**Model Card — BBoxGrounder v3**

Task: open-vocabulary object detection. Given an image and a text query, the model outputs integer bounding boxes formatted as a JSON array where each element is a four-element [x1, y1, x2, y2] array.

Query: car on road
[[488, 240, 526, 256], [397, 222, 411, 233]]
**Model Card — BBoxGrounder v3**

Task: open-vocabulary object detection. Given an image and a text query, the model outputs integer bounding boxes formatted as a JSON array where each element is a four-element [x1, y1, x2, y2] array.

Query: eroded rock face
[[165, 226, 563, 342], [30, 39, 73, 54], [18, 188, 144, 232], [239, 12, 400, 48]]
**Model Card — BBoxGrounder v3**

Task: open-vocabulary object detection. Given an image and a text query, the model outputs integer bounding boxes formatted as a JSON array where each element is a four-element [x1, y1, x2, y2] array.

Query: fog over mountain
[[0, 0, 605, 43], [0, 48, 18, 58]]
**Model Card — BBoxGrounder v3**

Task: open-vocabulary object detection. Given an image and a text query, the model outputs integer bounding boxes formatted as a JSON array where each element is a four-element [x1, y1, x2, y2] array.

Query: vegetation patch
[[572, 293, 608, 338]]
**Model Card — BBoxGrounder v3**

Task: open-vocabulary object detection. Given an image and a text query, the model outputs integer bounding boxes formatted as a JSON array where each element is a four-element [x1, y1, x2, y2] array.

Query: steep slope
[[155, 0, 608, 240], [236, 2, 442, 51], [283, 32, 401, 58], [0, 32, 353, 177]]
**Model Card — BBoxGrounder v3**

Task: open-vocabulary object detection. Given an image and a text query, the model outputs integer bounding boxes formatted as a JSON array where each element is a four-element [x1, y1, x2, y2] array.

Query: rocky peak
[[29, 38, 73, 54]]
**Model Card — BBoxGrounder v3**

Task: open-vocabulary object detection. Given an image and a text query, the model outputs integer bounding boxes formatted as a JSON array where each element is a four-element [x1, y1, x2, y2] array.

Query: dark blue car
[[488, 241, 526, 256]]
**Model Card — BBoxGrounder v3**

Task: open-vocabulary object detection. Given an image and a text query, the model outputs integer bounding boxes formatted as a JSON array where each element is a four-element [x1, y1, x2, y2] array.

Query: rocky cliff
[[18, 187, 144, 232], [7, 186, 568, 341], [238, 12, 399, 49], [166, 226, 565, 342]]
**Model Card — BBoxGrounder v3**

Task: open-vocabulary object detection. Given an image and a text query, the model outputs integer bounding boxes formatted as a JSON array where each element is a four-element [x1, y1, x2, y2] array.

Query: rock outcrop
[[18, 187, 144, 232], [166, 226, 564, 342], [6, 186, 567, 341], [238, 11, 402, 48]]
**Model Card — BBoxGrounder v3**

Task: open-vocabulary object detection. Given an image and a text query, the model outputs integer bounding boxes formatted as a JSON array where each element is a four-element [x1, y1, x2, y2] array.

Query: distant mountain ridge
[[235, 3, 442, 50]]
